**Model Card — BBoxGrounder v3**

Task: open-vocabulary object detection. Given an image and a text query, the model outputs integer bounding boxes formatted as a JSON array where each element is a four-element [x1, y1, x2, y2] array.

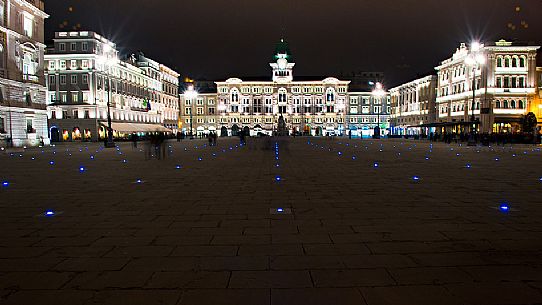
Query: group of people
[[207, 132, 218, 146]]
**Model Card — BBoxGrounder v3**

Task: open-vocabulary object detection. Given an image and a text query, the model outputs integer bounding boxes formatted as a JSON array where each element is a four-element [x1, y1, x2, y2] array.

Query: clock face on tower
[[277, 58, 288, 70]]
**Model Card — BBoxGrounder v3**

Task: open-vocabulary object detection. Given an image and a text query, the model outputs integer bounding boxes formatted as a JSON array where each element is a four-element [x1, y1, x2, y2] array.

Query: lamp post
[[372, 82, 385, 139], [465, 42, 486, 146], [100, 54, 117, 148], [184, 85, 198, 139]]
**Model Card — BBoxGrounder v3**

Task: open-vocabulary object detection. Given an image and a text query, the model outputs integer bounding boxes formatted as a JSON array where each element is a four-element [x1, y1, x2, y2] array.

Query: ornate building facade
[[0, 0, 48, 147], [45, 31, 178, 142], [435, 40, 539, 133], [389, 75, 437, 135], [180, 40, 390, 138]]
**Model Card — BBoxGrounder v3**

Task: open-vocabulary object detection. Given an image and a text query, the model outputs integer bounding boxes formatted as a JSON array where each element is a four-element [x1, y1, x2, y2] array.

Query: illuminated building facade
[[435, 40, 540, 133], [45, 31, 177, 142], [389, 75, 437, 135], [180, 40, 390, 137], [0, 0, 49, 147]]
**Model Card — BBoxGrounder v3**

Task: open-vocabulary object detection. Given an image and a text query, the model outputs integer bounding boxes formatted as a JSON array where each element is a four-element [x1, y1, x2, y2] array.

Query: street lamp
[[372, 82, 386, 139], [465, 42, 486, 145], [184, 85, 198, 139], [98, 53, 117, 148]]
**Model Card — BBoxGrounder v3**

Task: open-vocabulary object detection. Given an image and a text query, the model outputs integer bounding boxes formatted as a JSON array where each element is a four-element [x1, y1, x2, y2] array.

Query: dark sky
[[45, 0, 541, 86]]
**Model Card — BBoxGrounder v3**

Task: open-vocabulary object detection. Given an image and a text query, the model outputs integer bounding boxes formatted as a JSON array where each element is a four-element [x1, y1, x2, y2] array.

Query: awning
[[103, 122, 172, 133]]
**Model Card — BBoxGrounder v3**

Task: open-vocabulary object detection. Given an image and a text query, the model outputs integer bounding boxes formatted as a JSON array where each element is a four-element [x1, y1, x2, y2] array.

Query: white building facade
[[180, 40, 390, 138], [435, 40, 539, 134], [45, 31, 178, 142], [0, 0, 49, 147], [389, 75, 437, 135]]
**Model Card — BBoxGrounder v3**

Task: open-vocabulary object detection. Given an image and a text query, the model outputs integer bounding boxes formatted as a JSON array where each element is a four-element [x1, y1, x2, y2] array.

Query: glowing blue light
[[425, 157, 430, 160], [275, 164, 280, 167], [277, 208, 284, 213], [352, 156, 357, 160], [412, 176, 420, 181], [198, 157, 202, 161], [466, 164, 472, 168], [212, 153, 216, 157], [90, 155, 94, 159], [373, 162, 379, 168], [499, 204, 510, 212], [512, 154, 517, 157], [122, 159, 127, 163], [539, 177, 542, 182], [79, 166, 85, 172], [275, 156, 279, 160], [275, 176, 281, 182], [136, 179, 142, 184], [2, 181, 9, 187], [176, 165, 182, 169], [45, 210, 55, 217], [338, 152, 342, 156], [49, 161, 55, 165], [495, 158, 500, 161], [31, 157, 35, 160], [456, 153, 460, 156]]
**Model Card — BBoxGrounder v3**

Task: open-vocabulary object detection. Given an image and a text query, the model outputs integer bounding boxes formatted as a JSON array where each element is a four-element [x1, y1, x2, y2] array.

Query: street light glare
[[471, 41, 482, 52]]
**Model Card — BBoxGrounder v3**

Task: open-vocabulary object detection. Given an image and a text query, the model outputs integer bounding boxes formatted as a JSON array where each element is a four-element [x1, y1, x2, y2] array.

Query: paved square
[[1, 138, 542, 305]]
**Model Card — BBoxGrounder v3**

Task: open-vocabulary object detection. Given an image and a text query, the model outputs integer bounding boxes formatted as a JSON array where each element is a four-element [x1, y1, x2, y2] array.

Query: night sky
[[45, 0, 541, 86]]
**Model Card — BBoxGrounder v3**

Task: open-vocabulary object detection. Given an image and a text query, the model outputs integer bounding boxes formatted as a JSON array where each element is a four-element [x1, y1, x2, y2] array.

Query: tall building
[[159, 64, 180, 132], [0, 0, 49, 147], [45, 31, 176, 142], [435, 40, 539, 133], [180, 39, 390, 138], [389, 75, 437, 135]]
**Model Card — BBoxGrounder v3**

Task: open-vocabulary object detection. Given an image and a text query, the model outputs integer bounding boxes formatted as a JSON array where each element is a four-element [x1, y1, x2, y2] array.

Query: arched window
[[510, 100, 516, 109], [519, 56, 526, 68], [512, 56, 518, 68], [519, 100, 525, 109], [326, 88, 335, 102], [278, 88, 287, 103], [503, 100, 509, 108], [230, 89, 239, 103], [496, 56, 503, 67], [495, 101, 501, 108], [504, 56, 511, 68]]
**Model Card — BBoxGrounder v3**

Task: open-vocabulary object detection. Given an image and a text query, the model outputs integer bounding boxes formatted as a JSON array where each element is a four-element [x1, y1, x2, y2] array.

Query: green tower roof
[[273, 39, 293, 61]]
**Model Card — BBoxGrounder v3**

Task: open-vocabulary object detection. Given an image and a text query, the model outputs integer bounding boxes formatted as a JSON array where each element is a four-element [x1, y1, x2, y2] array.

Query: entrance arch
[[50, 126, 60, 142], [220, 126, 228, 137], [231, 124, 239, 136], [243, 126, 250, 136]]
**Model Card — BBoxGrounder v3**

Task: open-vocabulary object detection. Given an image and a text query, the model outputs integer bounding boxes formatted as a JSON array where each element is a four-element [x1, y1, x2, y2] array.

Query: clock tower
[[270, 39, 295, 83]]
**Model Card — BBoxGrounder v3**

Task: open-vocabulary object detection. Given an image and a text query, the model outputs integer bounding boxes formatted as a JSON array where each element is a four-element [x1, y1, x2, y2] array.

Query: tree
[[522, 112, 537, 133]]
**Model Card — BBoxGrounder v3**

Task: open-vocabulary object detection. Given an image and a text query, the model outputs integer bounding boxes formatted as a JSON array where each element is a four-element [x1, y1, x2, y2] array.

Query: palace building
[[44, 31, 178, 142], [0, 0, 49, 147], [180, 40, 390, 138], [435, 40, 539, 133]]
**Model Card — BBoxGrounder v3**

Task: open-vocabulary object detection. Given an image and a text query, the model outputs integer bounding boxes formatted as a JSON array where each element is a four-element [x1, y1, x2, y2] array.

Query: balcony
[[23, 74, 40, 83]]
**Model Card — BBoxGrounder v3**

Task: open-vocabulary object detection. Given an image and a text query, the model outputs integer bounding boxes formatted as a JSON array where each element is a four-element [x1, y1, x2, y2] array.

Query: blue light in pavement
[[136, 179, 142, 184], [90, 155, 94, 159], [122, 159, 127, 163], [198, 157, 202, 161], [338, 152, 342, 156], [275, 176, 281, 182], [175, 165, 182, 169], [277, 208, 284, 213], [499, 203, 510, 212], [466, 164, 472, 168], [352, 156, 357, 160], [412, 176, 420, 181], [2, 181, 9, 187], [495, 158, 500, 161], [31, 157, 35, 160], [44, 210, 55, 217], [425, 156, 430, 160], [79, 166, 86, 172], [49, 161, 55, 165], [373, 162, 379, 168], [276, 164, 280, 167]]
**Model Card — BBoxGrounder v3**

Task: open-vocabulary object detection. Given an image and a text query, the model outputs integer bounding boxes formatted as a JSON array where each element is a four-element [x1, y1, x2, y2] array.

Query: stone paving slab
[[0, 138, 542, 304]]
